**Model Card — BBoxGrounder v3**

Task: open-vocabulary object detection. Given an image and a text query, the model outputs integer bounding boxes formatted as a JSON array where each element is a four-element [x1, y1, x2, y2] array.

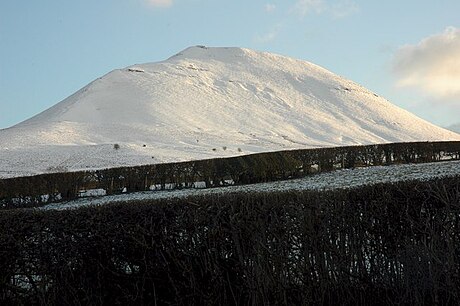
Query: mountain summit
[[1, 46, 459, 178]]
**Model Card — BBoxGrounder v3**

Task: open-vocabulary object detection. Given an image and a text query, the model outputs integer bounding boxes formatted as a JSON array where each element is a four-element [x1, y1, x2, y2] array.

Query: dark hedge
[[1, 176, 460, 305], [1, 141, 460, 209]]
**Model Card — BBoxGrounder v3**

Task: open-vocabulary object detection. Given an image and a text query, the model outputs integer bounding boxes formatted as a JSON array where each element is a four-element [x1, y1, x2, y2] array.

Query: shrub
[[2, 176, 460, 305]]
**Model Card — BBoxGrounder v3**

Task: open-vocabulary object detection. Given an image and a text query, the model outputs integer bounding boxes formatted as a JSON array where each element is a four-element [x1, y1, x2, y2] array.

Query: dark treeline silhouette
[[1, 176, 460, 305], [1, 141, 460, 209]]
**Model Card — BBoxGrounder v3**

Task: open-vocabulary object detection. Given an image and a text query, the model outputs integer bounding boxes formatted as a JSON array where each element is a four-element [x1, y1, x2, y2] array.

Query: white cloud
[[293, 0, 358, 18], [255, 24, 282, 43], [255, 31, 277, 43], [330, 0, 359, 18], [146, 0, 173, 8], [447, 122, 460, 133], [294, 0, 325, 16], [392, 27, 460, 99], [265, 3, 276, 13]]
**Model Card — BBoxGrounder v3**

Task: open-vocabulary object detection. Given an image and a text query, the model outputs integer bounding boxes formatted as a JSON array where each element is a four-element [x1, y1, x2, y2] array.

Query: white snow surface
[[2, 46, 460, 178], [41, 160, 460, 211]]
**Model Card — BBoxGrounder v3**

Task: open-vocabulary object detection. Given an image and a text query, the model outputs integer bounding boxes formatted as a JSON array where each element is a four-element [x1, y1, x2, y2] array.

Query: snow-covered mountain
[[1, 46, 459, 178]]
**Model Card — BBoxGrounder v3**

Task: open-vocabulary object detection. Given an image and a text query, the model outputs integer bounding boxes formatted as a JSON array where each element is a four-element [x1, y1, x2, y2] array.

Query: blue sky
[[1, 0, 459, 129]]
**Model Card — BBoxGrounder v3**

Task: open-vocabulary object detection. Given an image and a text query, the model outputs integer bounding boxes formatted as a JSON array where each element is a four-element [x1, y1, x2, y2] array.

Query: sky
[[1, 0, 459, 129]]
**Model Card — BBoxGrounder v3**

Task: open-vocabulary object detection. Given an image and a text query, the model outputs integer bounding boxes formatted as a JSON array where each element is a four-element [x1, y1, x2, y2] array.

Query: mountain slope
[[1, 46, 459, 178]]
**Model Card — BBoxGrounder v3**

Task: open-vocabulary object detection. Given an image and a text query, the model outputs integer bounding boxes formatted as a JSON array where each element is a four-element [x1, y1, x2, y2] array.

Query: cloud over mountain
[[146, 0, 173, 8], [293, 0, 358, 18], [392, 27, 460, 99]]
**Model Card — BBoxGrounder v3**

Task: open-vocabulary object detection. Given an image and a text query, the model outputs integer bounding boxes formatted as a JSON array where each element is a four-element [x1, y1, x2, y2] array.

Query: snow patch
[[78, 188, 107, 198]]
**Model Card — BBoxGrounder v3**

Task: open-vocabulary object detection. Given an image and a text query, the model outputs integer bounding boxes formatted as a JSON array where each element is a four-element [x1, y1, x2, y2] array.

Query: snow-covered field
[[1, 46, 459, 178], [41, 160, 460, 211]]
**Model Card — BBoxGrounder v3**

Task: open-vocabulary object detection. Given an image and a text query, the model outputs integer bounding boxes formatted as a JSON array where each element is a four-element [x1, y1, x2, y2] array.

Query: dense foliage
[[1, 176, 460, 305]]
